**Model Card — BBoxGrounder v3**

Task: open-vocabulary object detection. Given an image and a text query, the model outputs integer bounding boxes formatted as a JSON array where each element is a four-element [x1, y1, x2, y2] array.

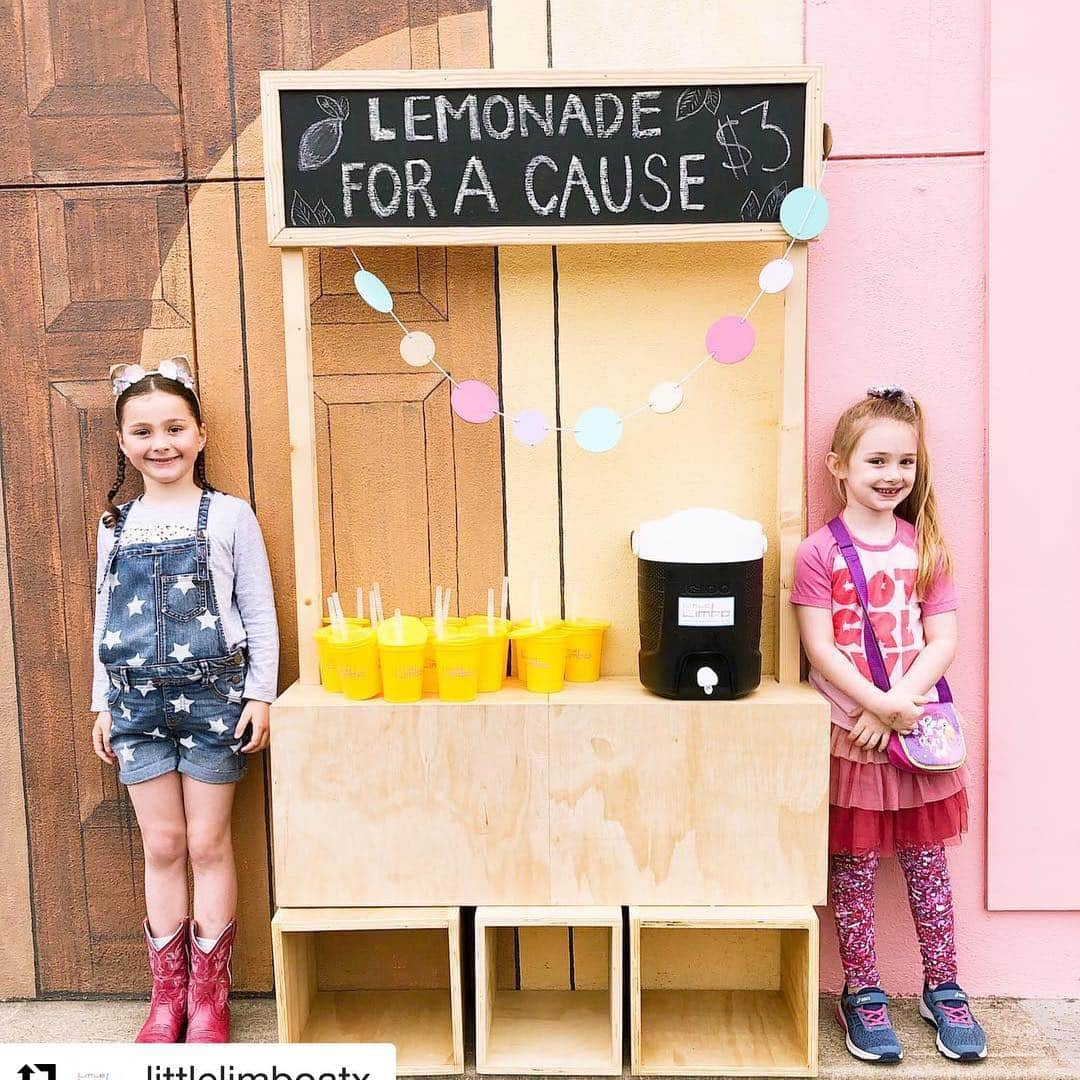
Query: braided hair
[[104, 372, 213, 528]]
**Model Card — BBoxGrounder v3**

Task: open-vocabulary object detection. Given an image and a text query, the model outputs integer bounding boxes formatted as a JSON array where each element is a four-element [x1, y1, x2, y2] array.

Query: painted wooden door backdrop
[[0, 0, 495, 995]]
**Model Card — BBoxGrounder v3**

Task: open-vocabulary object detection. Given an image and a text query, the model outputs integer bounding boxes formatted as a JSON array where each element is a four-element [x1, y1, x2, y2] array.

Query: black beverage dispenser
[[632, 508, 767, 700]]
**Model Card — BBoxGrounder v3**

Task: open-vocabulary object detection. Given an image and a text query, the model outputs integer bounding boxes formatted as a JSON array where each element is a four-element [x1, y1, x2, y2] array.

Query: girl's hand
[[878, 687, 927, 727], [234, 700, 270, 754], [848, 710, 894, 753], [889, 712, 919, 735], [92, 711, 116, 764]]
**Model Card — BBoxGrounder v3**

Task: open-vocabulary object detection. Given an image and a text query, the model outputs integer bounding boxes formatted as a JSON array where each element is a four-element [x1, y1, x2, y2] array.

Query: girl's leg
[[126, 772, 189, 936], [181, 775, 237, 937], [896, 842, 958, 987], [830, 850, 882, 989]]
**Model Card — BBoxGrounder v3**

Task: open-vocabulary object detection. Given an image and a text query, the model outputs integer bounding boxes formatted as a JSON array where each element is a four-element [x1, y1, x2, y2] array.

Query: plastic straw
[[500, 575, 509, 622], [487, 588, 495, 636], [442, 586, 453, 621], [394, 608, 403, 644], [369, 589, 379, 628], [435, 585, 444, 640], [356, 587, 364, 621], [373, 582, 384, 625], [328, 592, 346, 640]]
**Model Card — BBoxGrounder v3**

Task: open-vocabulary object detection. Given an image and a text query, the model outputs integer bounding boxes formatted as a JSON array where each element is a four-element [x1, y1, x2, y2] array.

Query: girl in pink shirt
[[792, 387, 986, 1063]]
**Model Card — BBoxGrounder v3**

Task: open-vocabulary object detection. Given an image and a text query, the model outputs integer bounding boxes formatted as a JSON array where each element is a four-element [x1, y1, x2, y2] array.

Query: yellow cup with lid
[[433, 630, 482, 702], [376, 615, 428, 703], [327, 627, 381, 700], [510, 623, 570, 693], [421, 616, 467, 693], [562, 618, 610, 682], [465, 615, 511, 692]]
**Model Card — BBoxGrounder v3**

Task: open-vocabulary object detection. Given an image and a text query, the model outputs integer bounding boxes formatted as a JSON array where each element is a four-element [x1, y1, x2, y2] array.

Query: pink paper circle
[[705, 315, 756, 365], [512, 409, 549, 446], [451, 380, 499, 423]]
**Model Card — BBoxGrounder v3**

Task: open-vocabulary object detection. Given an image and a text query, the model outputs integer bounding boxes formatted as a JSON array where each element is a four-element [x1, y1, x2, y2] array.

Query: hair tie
[[866, 384, 915, 413]]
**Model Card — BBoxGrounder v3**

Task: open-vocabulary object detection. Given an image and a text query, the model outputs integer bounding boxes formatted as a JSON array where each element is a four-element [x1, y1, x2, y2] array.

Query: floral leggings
[[830, 843, 958, 989]]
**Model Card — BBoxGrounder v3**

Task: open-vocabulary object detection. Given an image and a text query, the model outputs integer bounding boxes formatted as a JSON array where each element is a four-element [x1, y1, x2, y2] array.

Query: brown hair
[[829, 393, 953, 595], [104, 374, 212, 528]]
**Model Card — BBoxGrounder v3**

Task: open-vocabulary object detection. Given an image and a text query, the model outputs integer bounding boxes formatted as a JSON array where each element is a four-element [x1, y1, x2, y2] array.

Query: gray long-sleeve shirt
[[90, 492, 279, 712]]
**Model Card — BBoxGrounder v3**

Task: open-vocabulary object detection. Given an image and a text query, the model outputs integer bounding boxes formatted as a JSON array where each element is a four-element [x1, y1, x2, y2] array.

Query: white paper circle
[[759, 258, 795, 294], [399, 331, 436, 368], [648, 381, 684, 414]]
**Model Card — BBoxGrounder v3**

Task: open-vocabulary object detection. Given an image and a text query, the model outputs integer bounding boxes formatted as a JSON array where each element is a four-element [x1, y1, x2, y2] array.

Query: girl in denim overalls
[[90, 357, 278, 1044]]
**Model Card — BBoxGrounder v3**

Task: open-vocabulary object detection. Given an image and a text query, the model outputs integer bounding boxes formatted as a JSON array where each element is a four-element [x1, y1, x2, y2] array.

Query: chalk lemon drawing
[[298, 94, 349, 171]]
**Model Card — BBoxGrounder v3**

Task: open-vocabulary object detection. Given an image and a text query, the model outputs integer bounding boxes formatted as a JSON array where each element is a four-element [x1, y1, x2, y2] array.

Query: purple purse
[[828, 517, 966, 774]]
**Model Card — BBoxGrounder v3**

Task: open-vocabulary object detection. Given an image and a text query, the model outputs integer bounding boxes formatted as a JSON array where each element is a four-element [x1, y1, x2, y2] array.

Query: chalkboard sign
[[261, 69, 823, 246]]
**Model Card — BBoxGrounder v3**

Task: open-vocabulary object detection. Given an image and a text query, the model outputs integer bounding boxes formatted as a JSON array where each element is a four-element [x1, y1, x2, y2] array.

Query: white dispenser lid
[[631, 508, 768, 563]]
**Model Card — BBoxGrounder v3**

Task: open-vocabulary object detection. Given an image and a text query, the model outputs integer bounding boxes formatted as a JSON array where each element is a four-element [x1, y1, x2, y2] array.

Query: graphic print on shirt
[[829, 546, 926, 689]]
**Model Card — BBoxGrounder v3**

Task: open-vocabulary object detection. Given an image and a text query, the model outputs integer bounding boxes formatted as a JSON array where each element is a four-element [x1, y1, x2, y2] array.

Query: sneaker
[[920, 981, 988, 1061], [837, 985, 903, 1063]]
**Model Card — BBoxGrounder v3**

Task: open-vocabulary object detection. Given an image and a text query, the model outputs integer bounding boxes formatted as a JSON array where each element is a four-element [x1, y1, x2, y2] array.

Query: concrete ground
[[0, 996, 1077, 1079]]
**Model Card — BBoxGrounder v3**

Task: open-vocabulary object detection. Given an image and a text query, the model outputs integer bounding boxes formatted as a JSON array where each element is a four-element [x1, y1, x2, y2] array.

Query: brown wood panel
[[0, 183, 274, 993], [2, 0, 183, 184]]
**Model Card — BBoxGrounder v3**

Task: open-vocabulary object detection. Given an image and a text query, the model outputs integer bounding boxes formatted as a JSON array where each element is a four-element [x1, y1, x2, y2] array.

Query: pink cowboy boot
[[135, 918, 189, 1043], [185, 919, 237, 1043]]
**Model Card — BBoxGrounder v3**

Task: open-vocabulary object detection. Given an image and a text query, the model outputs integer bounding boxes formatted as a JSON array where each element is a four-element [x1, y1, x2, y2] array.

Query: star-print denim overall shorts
[[98, 490, 247, 785]]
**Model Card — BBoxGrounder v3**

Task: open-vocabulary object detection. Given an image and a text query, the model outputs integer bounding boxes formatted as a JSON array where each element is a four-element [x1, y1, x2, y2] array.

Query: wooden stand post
[[280, 247, 322, 683]]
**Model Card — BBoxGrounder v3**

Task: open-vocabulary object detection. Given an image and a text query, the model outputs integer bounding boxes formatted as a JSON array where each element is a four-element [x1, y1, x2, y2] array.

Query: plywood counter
[[269, 676, 829, 907]]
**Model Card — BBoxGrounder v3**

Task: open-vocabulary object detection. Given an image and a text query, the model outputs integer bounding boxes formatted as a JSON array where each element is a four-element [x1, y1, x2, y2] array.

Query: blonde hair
[[829, 393, 953, 595]]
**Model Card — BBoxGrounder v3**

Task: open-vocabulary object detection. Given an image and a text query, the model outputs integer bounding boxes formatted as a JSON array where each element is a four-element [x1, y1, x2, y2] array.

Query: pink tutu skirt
[[829, 723, 970, 856]]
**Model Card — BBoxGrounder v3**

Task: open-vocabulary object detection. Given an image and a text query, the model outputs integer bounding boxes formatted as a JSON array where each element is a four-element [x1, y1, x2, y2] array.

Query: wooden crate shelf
[[270, 676, 829, 907], [271, 907, 464, 1074], [476, 906, 622, 1076], [630, 906, 818, 1077]]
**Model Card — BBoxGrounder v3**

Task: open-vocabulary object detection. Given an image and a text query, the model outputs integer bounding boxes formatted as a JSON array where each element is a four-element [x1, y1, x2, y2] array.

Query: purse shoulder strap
[[826, 516, 952, 704]]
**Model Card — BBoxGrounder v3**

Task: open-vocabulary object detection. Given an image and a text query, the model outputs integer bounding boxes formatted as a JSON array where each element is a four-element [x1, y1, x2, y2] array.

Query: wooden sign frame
[[260, 67, 823, 247]]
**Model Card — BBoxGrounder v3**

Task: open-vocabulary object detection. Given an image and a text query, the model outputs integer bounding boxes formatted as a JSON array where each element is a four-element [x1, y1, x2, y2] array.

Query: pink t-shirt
[[791, 517, 958, 730]]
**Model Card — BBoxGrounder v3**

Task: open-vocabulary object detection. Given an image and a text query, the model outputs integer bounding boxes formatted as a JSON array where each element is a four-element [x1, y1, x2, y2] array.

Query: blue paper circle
[[779, 187, 829, 240], [354, 269, 393, 313], [574, 407, 623, 454]]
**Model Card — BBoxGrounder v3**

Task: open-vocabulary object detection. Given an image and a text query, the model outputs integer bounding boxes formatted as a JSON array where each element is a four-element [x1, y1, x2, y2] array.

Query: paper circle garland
[[648, 381, 684, 414], [574, 407, 622, 453], [352, 170, 831, 454], [779, 187, 829, 241], [451, 380, 499, 423], [513, 409, 549, 446], [354, 269, 394, 313], [759, 258, 795, 294], [400, 330, 435, 368], [705, 316, 756, 365]]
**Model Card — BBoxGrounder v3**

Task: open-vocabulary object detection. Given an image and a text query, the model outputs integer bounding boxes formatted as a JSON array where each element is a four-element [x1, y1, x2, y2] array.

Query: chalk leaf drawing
[[298, 95, 349, 171], [760, 180, 788, 219], [290, 192, 336, 227], [675, 86, 721, 121], [740, 181, 789, 222], [740, 191, 762, 222]]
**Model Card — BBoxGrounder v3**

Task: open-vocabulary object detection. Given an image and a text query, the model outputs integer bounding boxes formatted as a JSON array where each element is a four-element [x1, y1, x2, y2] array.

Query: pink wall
[[806, 0, 1080, 996], [985, 0, 1080, 910]]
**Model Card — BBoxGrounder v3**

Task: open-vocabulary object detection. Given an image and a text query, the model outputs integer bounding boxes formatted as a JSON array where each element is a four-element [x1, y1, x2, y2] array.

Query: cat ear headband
[[110, 356, 197, 408], [866, 383, 916, 413]]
